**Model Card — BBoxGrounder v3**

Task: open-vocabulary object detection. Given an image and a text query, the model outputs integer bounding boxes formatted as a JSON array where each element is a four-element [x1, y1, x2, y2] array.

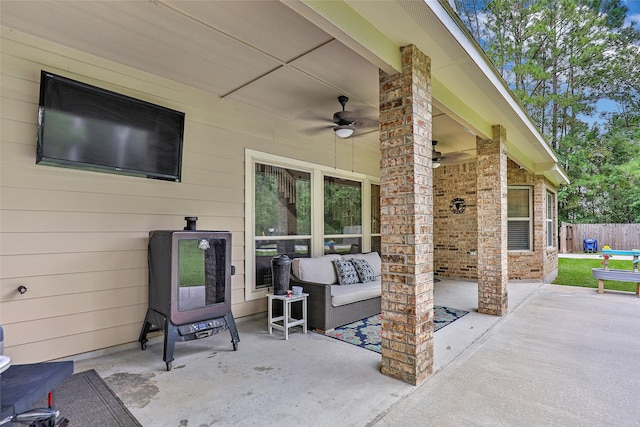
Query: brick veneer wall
[[434, 163, 478, 279], [505, 159, 537, 280], [543, 244, 559, 282], [433, 157, 559, 284], [506, 159, 559, 282]]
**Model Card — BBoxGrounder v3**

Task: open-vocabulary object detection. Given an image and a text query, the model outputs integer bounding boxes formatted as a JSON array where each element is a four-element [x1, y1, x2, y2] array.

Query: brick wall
[[507, 159, 558, 281], [433, 158, 559, 284], [434, 162, 478, 279], [541, 179, 559, 283]]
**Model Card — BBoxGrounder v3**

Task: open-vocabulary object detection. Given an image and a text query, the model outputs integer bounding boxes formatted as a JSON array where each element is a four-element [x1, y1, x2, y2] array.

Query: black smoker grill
[[139, 217, 239, 371]]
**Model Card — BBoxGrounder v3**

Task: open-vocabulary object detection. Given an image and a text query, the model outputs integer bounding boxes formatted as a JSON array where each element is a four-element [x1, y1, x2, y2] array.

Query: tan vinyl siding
[[0, 28, 380, 363], [5, 324, 144, 363]]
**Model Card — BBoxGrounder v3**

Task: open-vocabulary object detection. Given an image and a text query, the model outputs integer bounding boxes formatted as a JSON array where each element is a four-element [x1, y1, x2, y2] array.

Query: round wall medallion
[[450, 198, 466, 214]]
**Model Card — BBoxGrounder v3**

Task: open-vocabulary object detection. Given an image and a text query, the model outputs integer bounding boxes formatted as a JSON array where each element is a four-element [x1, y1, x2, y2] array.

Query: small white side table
[[267, 293, 308, 340]]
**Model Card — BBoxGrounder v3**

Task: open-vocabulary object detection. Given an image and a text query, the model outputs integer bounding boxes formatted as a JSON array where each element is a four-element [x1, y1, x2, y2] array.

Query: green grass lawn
[[553, 257, 639, 292]]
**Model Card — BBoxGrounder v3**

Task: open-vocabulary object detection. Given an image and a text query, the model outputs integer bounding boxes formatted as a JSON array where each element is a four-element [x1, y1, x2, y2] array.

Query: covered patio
[[68, 280, 544, 425], [1, 0, 569, 389]]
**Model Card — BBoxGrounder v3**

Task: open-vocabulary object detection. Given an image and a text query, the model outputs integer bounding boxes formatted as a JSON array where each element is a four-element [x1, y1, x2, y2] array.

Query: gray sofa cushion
[[292, 252, 382, 307], [292, 254, 341, 284], [331, 279, 381, 306]]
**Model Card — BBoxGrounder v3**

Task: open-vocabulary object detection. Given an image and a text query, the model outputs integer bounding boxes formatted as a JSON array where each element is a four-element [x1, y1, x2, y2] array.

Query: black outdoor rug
[[38, 369, 141, 427], [325, 305, 469, 353]]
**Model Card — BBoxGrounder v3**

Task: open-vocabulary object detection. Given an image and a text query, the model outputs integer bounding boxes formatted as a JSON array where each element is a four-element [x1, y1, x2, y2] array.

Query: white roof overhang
[[288, 0, 569, 186]]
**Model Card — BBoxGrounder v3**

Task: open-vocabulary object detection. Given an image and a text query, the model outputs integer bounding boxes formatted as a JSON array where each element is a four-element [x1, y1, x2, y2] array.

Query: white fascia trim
[[544, 165, 571, 187], [533, 161, 570, 186], [428, 1, 558, 163]]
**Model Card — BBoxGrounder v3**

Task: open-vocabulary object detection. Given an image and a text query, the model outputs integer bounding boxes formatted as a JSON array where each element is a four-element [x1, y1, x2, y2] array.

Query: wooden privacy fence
[[560, 222, 640, 253]]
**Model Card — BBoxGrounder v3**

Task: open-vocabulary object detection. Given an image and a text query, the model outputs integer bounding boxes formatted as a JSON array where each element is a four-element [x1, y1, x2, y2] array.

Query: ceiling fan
[[432, 140, 444, 168], [332, 95, 357, 138], [303, 96, 378, 138], [432, 140, 475, 167]]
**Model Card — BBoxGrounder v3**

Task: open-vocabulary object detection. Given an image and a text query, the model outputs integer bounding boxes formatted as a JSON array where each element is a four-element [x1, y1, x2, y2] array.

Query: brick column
[[379, 44, 434, 385], [476, 125, 508, 316], [533, 175, 546, 273]]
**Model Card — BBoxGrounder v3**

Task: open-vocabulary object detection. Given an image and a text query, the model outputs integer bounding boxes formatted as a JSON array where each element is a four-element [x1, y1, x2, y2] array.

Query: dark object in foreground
[[1, 361, 73, 426]]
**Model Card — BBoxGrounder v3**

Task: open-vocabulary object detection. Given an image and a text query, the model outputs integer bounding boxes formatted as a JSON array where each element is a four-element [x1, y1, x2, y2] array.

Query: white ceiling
[[0, 0, 479, 163]]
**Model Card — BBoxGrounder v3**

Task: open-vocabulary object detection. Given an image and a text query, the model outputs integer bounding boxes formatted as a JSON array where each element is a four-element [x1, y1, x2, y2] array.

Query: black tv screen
[[37, 71, 185, 182]]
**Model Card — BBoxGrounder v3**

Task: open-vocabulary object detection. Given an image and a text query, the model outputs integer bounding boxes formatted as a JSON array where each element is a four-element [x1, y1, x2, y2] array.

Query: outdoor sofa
[[289, 252, 382, 331]]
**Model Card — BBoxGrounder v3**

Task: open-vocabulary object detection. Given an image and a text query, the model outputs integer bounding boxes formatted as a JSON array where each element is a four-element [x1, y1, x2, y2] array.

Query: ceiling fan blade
[[300, 98, 379, 137], [337, 110, 358, 122], [355, 117, 379, 129], [300, 124, 334, 136], [297, 109, 334, 124]]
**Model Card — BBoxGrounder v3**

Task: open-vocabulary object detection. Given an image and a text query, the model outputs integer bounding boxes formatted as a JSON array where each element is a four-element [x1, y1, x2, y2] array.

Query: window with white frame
[[323, 176, 362, 254], [507, 187, 532, 251], [253, 163, 311, 290], [245, 150, 379, 300], [370, 184, 381, 254], [546, 191, 555, 248]]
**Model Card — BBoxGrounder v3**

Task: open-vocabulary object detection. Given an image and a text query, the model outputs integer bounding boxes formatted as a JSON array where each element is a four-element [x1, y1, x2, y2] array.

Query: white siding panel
[[0, 232, 149, 255], [0, 118, 37, 145], [1, 95, 37, 123], [2, 211, 198, 233], [2, 140, 37, 167], [4, 305, 147, 347], [5, 324, 143, 364], [1, 162, 243, 204], [1, 73, 39, 104], [1, 187, 244, 217], [2, 285, 147, 323], [183, 155, 244, 185], [231, 297, 266, 318], [1, 36, 72, 73], [2, 251, 146, 279], [1, 269, 146, 300], [231, 274, 245, 291]]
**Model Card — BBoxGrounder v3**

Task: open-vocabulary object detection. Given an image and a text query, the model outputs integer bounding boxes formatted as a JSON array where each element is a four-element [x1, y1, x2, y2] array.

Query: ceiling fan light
[[433, 160, 441, 168], [334, 124, 354, 138]]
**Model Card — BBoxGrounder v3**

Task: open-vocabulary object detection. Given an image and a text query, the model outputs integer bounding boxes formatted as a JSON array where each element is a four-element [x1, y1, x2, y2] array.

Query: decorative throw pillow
[[350, 258, 376, 283], [333, 259, 360, 285]]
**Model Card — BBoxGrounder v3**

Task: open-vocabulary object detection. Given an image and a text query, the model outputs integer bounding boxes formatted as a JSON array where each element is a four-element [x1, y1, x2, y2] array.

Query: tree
[[454, 0, 640, 223]]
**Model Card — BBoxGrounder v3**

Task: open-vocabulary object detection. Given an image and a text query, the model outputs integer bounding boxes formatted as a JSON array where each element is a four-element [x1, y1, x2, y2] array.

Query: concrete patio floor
[[375, 284, 640, 426], [69, 280, 640, 426]]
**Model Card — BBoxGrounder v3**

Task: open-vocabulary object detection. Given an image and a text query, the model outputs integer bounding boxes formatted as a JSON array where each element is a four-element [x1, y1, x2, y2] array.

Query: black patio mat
[[42, 369, 141, 427]]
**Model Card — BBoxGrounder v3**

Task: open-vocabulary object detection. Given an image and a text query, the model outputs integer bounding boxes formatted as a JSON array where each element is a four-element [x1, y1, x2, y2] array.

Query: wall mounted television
[[37, 70, 185, 182]]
